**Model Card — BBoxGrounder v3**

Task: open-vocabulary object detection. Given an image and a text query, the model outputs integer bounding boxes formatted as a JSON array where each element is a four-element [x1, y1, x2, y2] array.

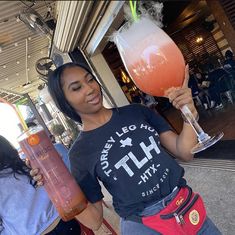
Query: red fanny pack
[[129, 186, 207, 235]]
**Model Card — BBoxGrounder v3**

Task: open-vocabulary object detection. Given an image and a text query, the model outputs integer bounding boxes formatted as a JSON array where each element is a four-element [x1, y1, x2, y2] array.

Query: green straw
[[129, 0, 139, 22]]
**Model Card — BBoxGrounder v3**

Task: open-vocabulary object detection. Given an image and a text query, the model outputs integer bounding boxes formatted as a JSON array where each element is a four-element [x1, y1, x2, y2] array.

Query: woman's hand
[[167, 65, 198, 118], [25, 159, 44, 187], [160, 65, 198, 161]]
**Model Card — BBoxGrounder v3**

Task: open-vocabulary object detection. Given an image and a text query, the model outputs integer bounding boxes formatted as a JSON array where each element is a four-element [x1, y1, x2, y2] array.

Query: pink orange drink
[[18, 125, 87, 221], [114, 17, 185, 97], [113, 16, 223, 154]]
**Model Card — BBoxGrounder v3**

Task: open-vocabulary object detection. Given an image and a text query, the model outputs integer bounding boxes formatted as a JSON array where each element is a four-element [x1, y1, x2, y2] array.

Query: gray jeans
[[120, 188, 222, 235]]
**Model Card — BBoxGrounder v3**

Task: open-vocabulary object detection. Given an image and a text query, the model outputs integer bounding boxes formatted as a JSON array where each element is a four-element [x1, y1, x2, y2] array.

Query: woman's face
[[61, 66, 103, 117]]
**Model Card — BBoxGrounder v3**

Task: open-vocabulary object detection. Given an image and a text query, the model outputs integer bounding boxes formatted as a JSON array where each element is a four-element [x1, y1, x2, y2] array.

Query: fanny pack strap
[[126, 186, 191, 223]]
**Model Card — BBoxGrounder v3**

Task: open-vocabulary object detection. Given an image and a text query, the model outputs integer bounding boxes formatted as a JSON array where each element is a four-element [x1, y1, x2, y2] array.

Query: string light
[[121, 69, 130, 83], [196, 36, 203, 44]]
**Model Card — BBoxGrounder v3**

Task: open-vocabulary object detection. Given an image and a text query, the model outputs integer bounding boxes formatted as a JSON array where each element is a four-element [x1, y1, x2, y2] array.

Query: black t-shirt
[[69, 104, 186, 218]]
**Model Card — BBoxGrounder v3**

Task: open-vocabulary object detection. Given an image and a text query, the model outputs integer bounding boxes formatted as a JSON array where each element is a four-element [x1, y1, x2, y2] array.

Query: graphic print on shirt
[[99, 123, 170, 198]]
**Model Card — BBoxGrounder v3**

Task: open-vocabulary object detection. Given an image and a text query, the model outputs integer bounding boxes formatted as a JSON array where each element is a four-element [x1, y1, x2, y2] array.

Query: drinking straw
[[15, 104, 28, 131], [0, 97, 28, 131], [16, 97, 28, 105], [129, 0, 139, 22]]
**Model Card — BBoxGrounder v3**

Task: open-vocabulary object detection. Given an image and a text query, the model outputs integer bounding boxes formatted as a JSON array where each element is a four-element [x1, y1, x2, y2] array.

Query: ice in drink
[[114, 17, 185, 97], [18, 125, 87, 221]]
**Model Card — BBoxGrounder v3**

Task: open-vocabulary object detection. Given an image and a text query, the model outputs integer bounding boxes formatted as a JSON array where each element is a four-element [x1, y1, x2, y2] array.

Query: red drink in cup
[[113, 16, 223, 153], [18, 125, 87, 221], [114, 17, 185, 97]]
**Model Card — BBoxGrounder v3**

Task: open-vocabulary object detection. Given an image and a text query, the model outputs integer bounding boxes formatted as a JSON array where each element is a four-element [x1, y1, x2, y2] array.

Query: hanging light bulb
[[16, 16, 20, 22], [196, 36, 203, 44], [121, 69, 130, 83]]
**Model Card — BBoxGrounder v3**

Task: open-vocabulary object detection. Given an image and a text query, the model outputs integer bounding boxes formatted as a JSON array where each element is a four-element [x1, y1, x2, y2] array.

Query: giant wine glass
[[113, 17, 223, 153]]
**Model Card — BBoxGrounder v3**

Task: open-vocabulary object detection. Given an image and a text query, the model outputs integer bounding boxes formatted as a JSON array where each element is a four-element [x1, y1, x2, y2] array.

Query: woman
[[0, 135, 81, 235], [223, 50, 235, 70], [44, 62, 221, 234]]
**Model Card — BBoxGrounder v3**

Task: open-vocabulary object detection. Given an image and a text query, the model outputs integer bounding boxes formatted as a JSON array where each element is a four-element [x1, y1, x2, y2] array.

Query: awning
[[0, 89, 25, 104], [53, 1, 124, 54]]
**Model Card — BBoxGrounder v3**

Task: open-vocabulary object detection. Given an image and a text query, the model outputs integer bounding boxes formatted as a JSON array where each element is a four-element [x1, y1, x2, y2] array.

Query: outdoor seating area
[[190, 60, 235, 111]]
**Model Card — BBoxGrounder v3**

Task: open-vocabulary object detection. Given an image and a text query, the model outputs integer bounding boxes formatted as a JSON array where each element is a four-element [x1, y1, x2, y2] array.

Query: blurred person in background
[[223, 50, 235, 70]]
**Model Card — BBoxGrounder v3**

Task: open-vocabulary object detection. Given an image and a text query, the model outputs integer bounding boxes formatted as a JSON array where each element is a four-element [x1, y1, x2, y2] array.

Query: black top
[[207, 68, 228, 85], [69, 104, 186, 218], [224, 58, 235, 70], [189, 75, 200, 96]]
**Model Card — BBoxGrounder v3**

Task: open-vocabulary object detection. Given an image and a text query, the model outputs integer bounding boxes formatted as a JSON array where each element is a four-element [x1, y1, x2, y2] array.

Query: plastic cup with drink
[[18, 125, 87, 221]]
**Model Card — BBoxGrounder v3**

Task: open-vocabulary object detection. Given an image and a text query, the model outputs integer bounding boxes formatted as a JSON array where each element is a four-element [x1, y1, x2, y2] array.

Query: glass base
[[191, 132, 224, 154]]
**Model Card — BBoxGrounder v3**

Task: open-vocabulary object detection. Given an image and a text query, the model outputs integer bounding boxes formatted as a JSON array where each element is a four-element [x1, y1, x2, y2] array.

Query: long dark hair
[[48, 62, 100, 123], [0, 135, 35, 186]]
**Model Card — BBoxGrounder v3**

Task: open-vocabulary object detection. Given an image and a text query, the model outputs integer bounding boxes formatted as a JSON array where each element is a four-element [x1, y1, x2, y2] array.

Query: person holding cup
[[32, 62, 221, 234], [0, 135, 81, 235]]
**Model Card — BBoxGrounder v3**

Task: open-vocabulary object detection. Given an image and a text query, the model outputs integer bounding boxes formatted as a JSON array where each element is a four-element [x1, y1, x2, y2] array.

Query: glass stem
[[180, 105, 210, 143]]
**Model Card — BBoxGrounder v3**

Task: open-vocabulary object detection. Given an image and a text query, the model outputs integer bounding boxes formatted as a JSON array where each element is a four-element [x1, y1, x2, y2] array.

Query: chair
[[101, 219, 118, 235], [189, 75, 211, 110], [78, 218, 117, 235], [79, 223, 95, 235], [219, 75, 235, 104], [193, 94, 210, 110], [223, 67, 235, 87], [220, 90, 234, 104], [193, 95, 202, 107]]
